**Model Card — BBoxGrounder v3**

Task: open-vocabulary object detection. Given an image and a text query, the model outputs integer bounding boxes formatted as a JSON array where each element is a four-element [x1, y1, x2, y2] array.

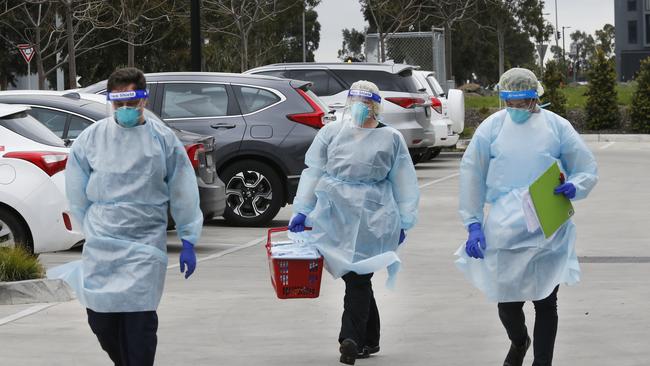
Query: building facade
[[616, 0, 650, 81]]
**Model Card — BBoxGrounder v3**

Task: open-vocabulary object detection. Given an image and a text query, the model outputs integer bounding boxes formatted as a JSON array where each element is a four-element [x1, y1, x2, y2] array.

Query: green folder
[[529, 162, 575, 238]]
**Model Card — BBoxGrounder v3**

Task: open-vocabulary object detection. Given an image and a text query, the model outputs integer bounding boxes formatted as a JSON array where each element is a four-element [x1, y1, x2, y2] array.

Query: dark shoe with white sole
[[503, 336, 531, 366], [356, 345, 380, 359]]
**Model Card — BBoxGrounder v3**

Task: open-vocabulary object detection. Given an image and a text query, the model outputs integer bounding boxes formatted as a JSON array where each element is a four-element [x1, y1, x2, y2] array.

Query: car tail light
[[287, 89, 325, 129], [62, 213, 72, 231], [3, 151, 68, 176], [412, 139, 423, 144], [430, 97, 443, 114], [385, 97, 426, 109], [184, 143, 205, 170]]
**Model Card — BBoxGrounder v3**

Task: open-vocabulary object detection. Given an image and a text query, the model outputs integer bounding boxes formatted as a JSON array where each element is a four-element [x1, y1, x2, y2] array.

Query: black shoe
[[339, 339, 358, 365], [356, 345, 379, 359], [503, 336, 531, 366]]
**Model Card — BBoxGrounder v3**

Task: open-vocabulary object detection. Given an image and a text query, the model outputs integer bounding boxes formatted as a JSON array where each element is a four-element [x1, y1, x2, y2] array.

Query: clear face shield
[[500, 89, 539, 109], [341, 89, 382, 128], [106, 89, 149, 128], [499, 89, 539, 124]]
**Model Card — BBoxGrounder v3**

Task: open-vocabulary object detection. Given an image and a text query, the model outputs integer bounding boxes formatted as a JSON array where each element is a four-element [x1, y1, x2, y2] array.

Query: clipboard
[[528, 162, 574, 238]]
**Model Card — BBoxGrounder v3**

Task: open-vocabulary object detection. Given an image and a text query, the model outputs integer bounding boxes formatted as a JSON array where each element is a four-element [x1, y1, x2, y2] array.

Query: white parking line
[[0, 303, 57, 327], [419, 172, 460, 189], [168, 235, 266, 269], [600, 141, 616, 150], [1, 169, 459, 326]]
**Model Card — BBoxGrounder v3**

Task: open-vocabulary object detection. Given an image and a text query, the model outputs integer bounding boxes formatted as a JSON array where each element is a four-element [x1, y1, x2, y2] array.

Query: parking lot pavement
[[1, 144, 649, 366]]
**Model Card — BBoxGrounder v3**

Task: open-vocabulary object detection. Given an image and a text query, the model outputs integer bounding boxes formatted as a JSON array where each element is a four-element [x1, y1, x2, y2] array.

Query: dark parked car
[[80, 72, 330, 226], [0, 91, 225, 221]]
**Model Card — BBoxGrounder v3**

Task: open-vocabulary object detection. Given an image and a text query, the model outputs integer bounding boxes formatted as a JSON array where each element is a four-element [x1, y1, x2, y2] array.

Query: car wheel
[[0, 207, 34, 254], [221, 160, 284, 227], [411, 153, 423, 165], [429, 147, 442, 160]]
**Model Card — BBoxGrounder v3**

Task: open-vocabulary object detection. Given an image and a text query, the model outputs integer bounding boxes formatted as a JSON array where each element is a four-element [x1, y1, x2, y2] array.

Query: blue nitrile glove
[[554, 182, 576, 199], [288, 213, 307, 232], [465, 223, 486, 259], [180, 239, 196, 279], [398, 229, 406, 245]]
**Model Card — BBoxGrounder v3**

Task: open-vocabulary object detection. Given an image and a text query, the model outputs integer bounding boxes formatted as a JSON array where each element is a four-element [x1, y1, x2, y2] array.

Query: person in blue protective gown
[[61, 68, 202, 366], [288, 80, 419, 365], [455, 68, 598, 366]]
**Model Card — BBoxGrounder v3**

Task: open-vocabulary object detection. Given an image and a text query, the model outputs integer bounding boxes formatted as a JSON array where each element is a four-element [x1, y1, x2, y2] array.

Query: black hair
[[107, 67, 146, 92]]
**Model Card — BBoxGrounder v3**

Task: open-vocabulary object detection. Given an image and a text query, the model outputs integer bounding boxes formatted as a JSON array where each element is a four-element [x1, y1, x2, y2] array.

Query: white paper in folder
[[522, 190, 541, 233]]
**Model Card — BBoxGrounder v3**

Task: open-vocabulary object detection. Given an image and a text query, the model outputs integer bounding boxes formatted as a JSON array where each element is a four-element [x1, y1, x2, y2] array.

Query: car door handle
[[328, 103, 345, 109], [211, 123, 237, 130]]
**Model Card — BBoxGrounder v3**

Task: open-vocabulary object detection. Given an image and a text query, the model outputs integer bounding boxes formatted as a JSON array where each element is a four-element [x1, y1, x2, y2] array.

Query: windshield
[[426, 75, 445, 96], [0, 112, 65, 147]]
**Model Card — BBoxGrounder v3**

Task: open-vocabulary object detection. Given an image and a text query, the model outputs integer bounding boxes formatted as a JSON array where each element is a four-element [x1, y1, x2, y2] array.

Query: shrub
[[541, 60, 568, 117], [0, 247, 44, 282], [585, 48, 620, 130], [629, 57, 650, 133]]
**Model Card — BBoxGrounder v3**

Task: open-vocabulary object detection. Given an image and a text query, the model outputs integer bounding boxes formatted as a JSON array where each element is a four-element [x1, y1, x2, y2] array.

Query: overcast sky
[[313, 0, 615, 62]]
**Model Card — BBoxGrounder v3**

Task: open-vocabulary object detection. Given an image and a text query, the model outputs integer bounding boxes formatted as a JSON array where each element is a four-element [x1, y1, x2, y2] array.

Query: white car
[[413, 70, 465, 158], [0, 103, 83, 253]]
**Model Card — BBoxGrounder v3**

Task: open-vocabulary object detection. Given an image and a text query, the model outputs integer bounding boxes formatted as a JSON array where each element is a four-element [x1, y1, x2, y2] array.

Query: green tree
[[0, 19, 27, 90], [541, 60, 567, 117], [568, 30, 596, 81], [595, 23, 615, 58], [338, 28, 366, 62], [629, 57, 650, 133], [585, 48, 619, 130], [450, 0, 535, 85]]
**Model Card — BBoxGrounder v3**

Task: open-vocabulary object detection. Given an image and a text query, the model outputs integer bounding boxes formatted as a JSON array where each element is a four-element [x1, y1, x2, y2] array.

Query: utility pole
[[562, 26, 571, 79], [562, 26, 571, 62], [554, 0, 560, 51], [190, 0, 202, 72], [302, 6, 306, 62]]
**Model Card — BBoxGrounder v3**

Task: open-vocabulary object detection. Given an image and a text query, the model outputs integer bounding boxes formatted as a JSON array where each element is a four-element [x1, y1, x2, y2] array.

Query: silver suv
[[245, 63, 434, 162]]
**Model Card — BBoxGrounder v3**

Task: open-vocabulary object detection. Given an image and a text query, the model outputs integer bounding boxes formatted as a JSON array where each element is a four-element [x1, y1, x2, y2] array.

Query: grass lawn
[[465, 83, 637, 109]]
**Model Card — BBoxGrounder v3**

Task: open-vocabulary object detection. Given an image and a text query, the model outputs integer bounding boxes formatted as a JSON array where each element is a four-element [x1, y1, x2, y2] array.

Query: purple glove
[[288, 213, 307, 232], [180, 239, 196, 279], [554, 182, 576, 199], [398, 229, 406, 245], [465, 223, 486, 259]]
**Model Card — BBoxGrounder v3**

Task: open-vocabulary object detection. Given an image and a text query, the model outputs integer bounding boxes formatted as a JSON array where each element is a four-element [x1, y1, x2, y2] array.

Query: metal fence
[[365, 29, 447, 85]]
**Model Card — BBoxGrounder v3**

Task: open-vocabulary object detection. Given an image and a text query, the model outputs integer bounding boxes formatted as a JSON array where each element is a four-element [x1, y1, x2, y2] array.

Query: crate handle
[[266, 227, 312, 250]]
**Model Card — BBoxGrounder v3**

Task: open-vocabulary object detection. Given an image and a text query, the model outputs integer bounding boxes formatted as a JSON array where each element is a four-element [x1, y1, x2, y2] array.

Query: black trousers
[[498, 286, 560, 366], [338, 272, 380, 349], [87, 308, 158, 366]]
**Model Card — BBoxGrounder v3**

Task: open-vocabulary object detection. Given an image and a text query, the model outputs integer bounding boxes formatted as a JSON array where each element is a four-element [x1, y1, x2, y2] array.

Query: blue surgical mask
[[114, 107, 142, 128], [350, 102, 370, 126], [506, 107, 532, 124]]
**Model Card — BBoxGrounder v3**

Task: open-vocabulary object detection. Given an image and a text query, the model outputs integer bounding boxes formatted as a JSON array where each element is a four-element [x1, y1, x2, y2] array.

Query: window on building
[[629, 20, 638, 44], [628, 0, 637, 11], [646, 14, 650, 45]]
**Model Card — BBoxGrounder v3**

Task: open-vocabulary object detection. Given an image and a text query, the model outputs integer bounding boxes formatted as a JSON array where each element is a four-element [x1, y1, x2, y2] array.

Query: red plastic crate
[[266, 227, 323, 299]]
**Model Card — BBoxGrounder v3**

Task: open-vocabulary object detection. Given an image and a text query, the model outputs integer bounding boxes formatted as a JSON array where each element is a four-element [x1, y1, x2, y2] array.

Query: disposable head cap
[[498, 68, 544, 101], [347, 80, 383, 117]]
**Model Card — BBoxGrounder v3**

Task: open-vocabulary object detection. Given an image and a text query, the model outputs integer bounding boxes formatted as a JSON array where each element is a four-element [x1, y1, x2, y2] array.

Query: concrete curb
[[0, 279, 74, 305], [457, 134, 650, 149], [580, 134, 650, 142]]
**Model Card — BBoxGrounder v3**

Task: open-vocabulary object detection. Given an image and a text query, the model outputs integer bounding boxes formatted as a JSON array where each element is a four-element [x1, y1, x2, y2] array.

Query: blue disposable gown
[[455, 109, 598, 302], [60, 116, 203, 312], [293, 121, 419, 286]]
